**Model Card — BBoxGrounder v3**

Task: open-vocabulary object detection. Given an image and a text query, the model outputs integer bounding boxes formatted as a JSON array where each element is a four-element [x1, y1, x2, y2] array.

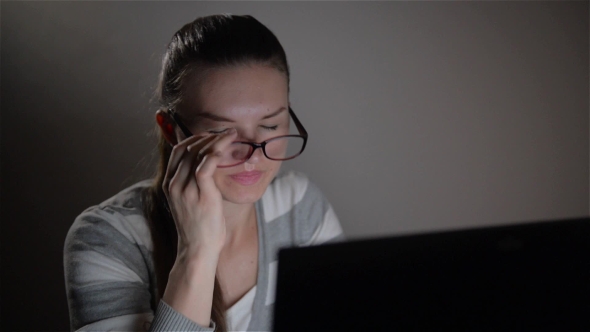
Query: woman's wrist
[[177, 242, 222, 267], [163, 248, 220, 327]]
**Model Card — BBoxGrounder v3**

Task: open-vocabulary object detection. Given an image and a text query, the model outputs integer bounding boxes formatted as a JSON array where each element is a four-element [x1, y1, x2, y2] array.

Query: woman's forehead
[[181, 64, 288, 121]]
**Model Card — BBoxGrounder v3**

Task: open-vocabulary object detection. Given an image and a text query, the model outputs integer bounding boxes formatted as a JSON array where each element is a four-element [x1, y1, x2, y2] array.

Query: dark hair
[[142, 14, 290, 331], [158, 14, 289, 110]]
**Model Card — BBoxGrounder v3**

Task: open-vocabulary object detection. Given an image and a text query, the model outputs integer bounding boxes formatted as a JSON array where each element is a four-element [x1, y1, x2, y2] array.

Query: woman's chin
[[218, 179, 268, 205], [221, 189, 264, 205]]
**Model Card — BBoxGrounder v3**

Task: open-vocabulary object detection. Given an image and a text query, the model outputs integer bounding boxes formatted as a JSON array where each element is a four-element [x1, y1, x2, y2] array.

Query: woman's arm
[[64, 130, 238, 331], [158, 245, 219, 327], [153, 128, 238, 327]]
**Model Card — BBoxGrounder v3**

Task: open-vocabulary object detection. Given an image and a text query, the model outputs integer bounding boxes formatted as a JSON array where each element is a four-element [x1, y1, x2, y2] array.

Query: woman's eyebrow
[[262, 107, 287, 120], [195, 107, 286, 122]]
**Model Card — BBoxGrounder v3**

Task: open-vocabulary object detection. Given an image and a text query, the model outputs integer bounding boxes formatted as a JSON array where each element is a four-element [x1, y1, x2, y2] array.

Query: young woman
[[64, 14, 344, 331]]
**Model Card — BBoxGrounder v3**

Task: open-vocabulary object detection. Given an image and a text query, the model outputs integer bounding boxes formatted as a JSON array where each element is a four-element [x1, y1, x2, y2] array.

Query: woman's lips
[[229, 171, 263, 186]]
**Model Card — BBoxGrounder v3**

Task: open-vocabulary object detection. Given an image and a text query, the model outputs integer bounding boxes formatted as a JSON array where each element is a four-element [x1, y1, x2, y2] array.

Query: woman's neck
[[221, 200, 257, 246]]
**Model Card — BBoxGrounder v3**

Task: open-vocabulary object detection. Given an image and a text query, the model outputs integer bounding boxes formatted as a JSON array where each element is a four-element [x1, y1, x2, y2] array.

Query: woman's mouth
[[229, 171, 263, 186]]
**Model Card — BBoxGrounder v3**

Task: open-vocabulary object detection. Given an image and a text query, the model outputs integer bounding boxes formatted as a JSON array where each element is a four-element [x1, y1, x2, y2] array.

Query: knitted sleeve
[[64, 205, 214, 331]]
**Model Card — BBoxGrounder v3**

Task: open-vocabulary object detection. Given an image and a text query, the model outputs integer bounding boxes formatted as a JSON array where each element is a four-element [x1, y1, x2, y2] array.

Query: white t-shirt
[[226, 286, 257, 331]]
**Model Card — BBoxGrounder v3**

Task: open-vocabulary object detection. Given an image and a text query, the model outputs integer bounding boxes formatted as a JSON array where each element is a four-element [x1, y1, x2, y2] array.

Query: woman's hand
[[160, 128, 237, 328], [162, 128, 238, 260]]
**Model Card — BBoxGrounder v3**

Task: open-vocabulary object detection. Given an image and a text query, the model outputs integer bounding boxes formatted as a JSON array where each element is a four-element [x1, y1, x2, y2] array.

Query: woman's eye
[[208, 128, 229, 134], [261, 125, 278, 131]]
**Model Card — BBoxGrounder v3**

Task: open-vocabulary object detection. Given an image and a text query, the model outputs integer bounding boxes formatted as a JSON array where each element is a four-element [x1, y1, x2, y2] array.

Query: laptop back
[[273, 217, 589, 331]]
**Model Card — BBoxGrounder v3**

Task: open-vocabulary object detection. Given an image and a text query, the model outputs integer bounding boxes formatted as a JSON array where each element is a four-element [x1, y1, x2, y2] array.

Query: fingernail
[[226, 128, 237, 134]]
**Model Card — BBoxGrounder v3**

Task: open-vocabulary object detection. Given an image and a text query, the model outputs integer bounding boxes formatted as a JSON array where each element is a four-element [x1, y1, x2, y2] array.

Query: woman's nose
[[245, 146, 264, 164]]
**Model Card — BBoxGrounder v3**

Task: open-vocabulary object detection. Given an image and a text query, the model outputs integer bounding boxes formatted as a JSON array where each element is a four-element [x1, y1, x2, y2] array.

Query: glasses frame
[[168, 106, 308, 168]]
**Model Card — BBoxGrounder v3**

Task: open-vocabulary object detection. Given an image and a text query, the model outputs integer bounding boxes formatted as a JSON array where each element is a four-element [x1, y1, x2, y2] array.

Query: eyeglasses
[[168, 107, 308, 168]]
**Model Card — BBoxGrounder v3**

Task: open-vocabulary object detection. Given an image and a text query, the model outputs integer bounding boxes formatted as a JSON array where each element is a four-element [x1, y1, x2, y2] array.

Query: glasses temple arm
[[168, 109, 194, 138], [289, 107, 308, 138]]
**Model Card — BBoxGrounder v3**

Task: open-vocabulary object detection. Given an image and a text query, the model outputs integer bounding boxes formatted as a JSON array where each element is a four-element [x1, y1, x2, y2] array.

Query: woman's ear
[[155, 110, 178, 146]]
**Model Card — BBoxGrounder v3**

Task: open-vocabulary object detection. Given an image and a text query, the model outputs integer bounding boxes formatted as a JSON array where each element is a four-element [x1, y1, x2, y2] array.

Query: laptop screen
[[273, 217, 589, 331]]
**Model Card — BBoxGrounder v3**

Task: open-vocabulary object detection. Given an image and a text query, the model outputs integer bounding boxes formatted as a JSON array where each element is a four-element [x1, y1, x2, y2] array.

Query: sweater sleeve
[[64, 206, 214, 331]]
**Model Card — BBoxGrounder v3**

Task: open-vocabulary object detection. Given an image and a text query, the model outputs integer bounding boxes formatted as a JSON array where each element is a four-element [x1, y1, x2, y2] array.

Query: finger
[[187, 128, 237, 154], [169, 135, 219, 194], [174, 129, 237, 196], [184, 134, 224, 190], [188, 134, 222, 162], [163, 134, 215, 196], [187, 128, 238, 170], [194, 129, 238, 194], [195, 153, 224, 196]]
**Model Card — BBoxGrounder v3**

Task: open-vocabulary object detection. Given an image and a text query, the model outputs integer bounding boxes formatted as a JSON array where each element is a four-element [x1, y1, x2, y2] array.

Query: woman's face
[[177, 64, 290, 205]]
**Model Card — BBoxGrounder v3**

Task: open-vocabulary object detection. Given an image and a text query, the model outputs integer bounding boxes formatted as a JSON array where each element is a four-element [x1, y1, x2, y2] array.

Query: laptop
[[273, 217, 589, 331]]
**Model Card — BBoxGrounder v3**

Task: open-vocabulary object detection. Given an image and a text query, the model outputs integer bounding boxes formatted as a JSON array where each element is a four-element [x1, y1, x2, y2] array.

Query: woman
[[64, 14, 344, 331]]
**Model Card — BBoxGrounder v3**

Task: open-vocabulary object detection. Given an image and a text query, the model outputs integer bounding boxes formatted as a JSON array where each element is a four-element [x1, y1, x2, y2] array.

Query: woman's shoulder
[[260, 170, 328, 221], [65, 179, 155, 251], [260, 170, 345, 246], [64, 180, 157, 330], [95, 179, 154, 213], [265, 169, 312, 199], [261, 170, 318, 218]]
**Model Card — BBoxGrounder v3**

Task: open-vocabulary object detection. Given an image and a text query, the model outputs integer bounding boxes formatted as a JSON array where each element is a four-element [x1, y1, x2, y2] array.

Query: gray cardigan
[[64, 170, 345, 331]]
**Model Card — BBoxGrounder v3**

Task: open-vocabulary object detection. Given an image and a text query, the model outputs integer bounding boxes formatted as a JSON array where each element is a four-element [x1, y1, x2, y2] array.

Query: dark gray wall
[[2, 2, 588, 330]]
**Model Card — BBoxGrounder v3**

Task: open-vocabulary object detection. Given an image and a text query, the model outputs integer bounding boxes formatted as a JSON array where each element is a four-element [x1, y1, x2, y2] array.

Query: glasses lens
[[265, 136, 305, 160], [216, 137, 305, 168], [218, 142, 253, 167]]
